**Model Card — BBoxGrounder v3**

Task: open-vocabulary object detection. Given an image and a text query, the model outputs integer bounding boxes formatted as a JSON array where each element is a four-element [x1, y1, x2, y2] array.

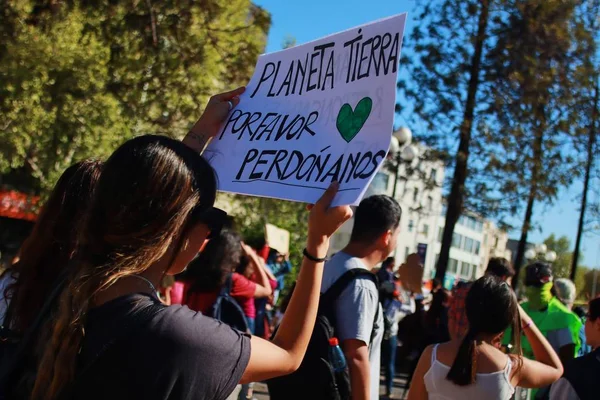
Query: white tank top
[[424, 344, 515, 400]]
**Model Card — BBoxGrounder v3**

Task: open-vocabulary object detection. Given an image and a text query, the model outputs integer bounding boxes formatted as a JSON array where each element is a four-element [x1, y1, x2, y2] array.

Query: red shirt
[[184, 273, 257, 318], [448, 281, 471, 339], [170, 281, 186, 305]]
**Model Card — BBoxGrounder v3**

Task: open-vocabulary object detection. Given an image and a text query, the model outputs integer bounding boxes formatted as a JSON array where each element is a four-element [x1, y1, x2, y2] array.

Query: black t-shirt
[[71, 293, 251, 400]]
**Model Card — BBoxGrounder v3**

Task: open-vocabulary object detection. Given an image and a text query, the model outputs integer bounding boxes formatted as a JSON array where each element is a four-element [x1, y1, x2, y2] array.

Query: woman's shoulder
[[154, 302, 249, 343], [88, 296, 251, 399], [91, 293, 249, 352], [231, 272, 255, 291]]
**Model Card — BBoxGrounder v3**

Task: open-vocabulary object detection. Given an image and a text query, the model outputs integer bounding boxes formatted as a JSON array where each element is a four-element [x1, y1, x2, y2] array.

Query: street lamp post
[[390, 127, 419, 198], [524, 245, 557, 263]]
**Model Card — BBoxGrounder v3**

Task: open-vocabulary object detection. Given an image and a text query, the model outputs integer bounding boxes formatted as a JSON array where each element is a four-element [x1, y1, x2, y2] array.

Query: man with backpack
[[267, 195, 401, 400], [322, 195, 402, 399]]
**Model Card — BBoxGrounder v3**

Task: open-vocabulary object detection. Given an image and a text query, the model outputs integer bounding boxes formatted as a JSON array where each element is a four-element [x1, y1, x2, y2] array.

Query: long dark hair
[[32, 135, 217, 400], [446, 275, 522, 386], [2, 160, 103, 331], [425, 288, 450, 328], [185, 229, 243, 293]]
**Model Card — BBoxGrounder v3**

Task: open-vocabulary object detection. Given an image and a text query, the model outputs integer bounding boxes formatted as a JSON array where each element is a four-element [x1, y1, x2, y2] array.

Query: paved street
[[252, 373, 411, 399]]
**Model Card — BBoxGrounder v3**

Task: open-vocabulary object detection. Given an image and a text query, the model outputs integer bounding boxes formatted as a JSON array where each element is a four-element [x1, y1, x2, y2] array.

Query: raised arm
[[240, 182, 352, 383], [242, 244, 273, 298], [513, 304, 564, 388], [182, 87, 245, 153]]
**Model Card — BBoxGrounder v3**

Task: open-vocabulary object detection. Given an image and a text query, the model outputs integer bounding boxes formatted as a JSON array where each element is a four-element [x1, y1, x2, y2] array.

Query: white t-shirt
[[321, 252, 384, 400]]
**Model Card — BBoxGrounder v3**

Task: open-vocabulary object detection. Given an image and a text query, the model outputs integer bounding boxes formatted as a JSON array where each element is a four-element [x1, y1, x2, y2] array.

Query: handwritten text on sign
[[206, 14, 407, 205]]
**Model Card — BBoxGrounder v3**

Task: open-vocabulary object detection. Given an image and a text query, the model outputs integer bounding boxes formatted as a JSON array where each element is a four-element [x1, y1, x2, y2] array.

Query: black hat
[[525, 262, 553, 287]]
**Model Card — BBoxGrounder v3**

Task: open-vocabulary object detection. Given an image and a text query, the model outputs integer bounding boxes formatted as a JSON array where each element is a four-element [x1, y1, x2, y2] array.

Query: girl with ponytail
[[408, 275, 564, 400], [28, 88, 353, 400]]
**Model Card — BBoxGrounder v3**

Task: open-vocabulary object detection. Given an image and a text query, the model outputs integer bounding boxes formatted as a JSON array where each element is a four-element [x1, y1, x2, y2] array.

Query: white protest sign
[[265, 223, 290, 255], [205, 14, 407, 205]]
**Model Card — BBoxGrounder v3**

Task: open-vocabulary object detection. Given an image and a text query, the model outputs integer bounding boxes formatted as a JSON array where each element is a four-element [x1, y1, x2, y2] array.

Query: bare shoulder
[[477, 343, 513, 371], [431, 340, 460, 366], [416, 344, 436, 363]]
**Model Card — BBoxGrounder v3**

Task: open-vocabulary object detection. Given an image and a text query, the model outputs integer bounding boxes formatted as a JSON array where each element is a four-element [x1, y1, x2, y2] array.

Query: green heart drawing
[[336, 97, 373, 143]]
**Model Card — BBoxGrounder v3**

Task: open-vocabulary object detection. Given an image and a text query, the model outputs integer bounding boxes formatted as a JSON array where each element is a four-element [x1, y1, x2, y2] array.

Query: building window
[[460, 262, 471, 278], [405, 247, 410, 260], [422, 224, 429, 236], [365, 172, 390, 197], [463, 237, 474, 253], [471, 264, 478, 280], [430, 168, 437, 182], [475, 220, 483, 232], [408, 220, 414, 232], [448, 258, 458, 273], [437, 227, 443, 242], [451, 233, 463, 249], [427, 196, 433, 211], [473, 240, 481, 255], [413, 187, 419, 203]]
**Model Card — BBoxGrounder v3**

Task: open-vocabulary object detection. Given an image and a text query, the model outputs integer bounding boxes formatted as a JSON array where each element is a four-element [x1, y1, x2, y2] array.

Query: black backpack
[[207, 274, 249, 332], [267, 268, 379, 400], [0, 271, 69, 399]]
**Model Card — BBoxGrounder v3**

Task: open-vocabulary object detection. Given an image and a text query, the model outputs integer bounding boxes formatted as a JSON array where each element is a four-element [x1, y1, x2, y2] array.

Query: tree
[[580, 268, 600, 300], [572, 78, 598, 280], [0, 0, 270, 195], [397, 0, 493, 281], [482, 0, 597, 288], [570, 0, 600, 280]]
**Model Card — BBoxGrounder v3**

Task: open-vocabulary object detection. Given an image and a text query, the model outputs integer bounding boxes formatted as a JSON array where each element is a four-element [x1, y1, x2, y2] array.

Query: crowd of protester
[[0, 87, 598, 400]]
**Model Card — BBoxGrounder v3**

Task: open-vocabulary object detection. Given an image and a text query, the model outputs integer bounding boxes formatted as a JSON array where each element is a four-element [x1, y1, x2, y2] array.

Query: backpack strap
[[1, 271, 16, 329], [320, 268, 380, 345], [321, 269, 378, 308], [222, 274, 234, 296], [0, 268, 69, 387]]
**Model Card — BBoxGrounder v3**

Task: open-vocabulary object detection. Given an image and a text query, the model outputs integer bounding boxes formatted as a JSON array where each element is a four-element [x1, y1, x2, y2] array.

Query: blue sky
[[253, 0, 599, 269]]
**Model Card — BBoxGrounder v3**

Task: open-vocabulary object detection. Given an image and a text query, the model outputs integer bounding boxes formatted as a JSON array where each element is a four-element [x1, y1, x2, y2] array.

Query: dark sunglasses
[[195, 207, 228, 239]]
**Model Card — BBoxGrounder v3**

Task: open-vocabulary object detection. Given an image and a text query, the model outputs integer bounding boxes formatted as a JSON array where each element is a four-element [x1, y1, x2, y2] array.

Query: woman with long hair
[[408, 276, 564, 400], [424, 288, 451, 345], [181, 229, 272, 326], [0, 159, 103, 331], [182, 229, 273, 400], [29, 90, 352, 400]]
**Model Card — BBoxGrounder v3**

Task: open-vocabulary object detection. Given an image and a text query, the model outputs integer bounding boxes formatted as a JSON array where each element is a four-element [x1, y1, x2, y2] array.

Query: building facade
[[328, 148, 445, 278], [328, 149, 510, 286], [432, 213, 511, 286]]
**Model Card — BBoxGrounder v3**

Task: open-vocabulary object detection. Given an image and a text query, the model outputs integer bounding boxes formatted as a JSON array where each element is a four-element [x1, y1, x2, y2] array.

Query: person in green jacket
[[505, 262, 582, 399]]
